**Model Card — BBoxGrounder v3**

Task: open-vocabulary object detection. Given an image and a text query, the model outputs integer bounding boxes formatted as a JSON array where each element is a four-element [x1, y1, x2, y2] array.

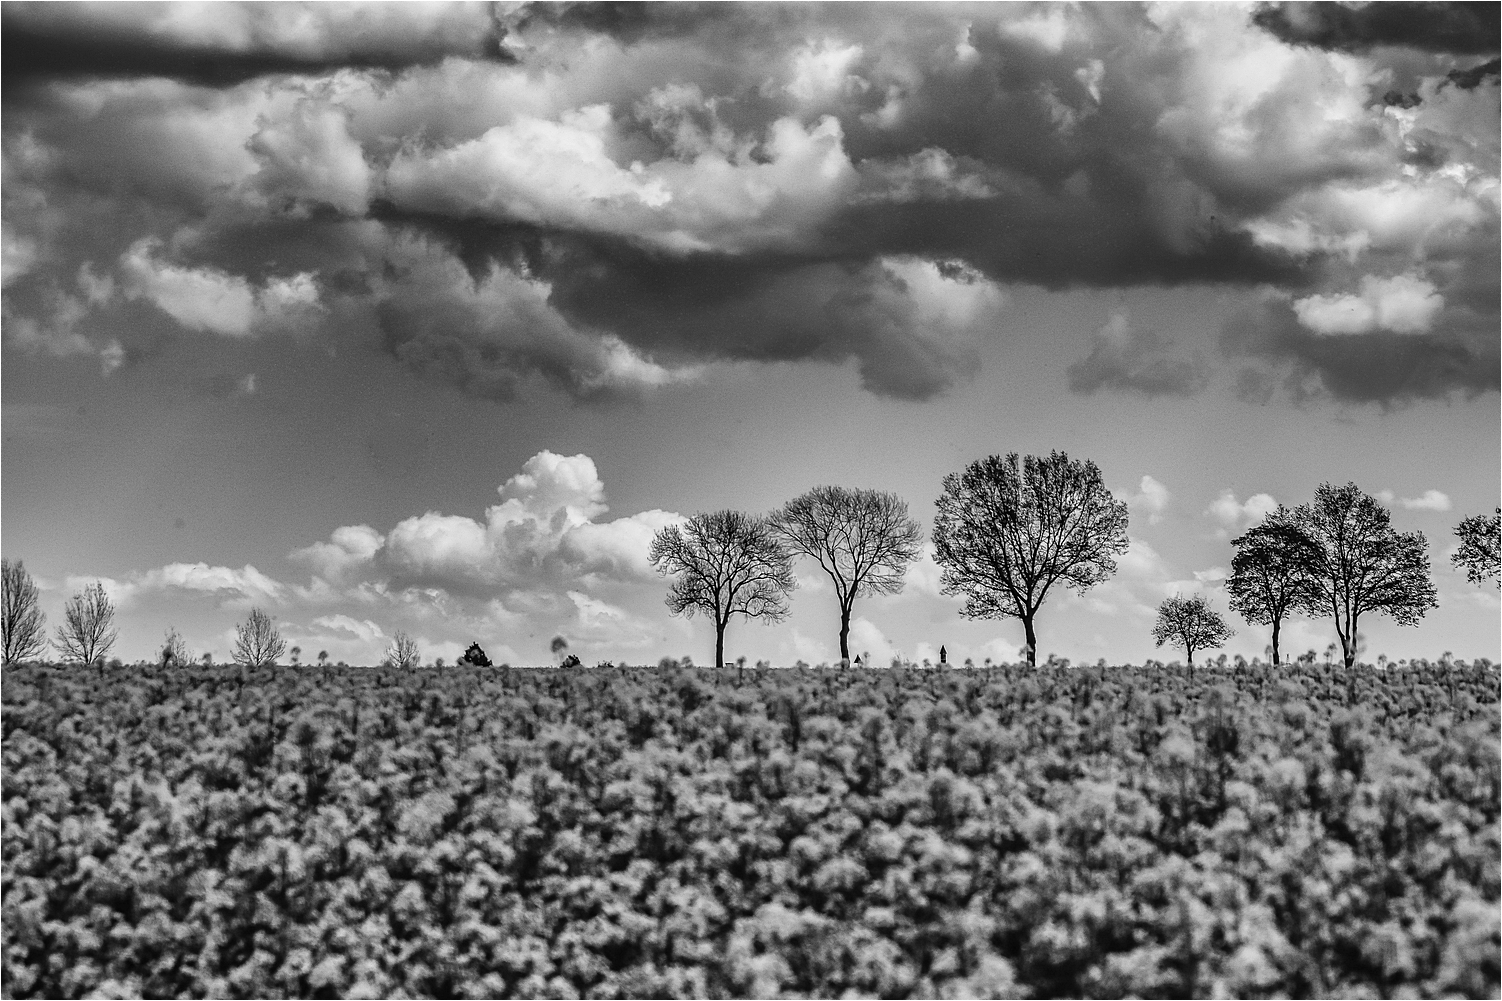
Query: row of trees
[[650, 453, 1499, 670], [2, 457, 1496, 669], [0, 563, 425, 670]]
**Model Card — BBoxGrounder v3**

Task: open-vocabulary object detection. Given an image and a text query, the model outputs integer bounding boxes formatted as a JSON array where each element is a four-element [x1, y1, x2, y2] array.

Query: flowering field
[[3, 661, 1498, 1000]]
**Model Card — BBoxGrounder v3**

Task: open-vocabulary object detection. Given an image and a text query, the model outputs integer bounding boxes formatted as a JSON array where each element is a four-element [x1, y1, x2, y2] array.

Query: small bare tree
[[650, 510, 797, 669], [1152, 594, 1234, 669], [385, 630, 421, 670], [55, 581, 118, 667], [160, 627, 190, 668], [2, 558, 48, 665], [771, 486, 923, 663], [232, 607, 286, 668], [1452, 508, 1500, 587]]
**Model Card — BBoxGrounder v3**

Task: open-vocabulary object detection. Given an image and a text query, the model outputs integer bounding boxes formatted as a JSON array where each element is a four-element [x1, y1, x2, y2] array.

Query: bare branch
[[385, 630, 421, 670], [2, 558, 48, 665], [650, 511, 797, 668], [1152, 593, 1234, 668], [232, 607, 287, 668], [54, 581, 118, 667], [771, 486, 922, 660], [932, 451, 1129, 665], [1291, 482, 1437, 669], [1453, 508, 1500, 587]]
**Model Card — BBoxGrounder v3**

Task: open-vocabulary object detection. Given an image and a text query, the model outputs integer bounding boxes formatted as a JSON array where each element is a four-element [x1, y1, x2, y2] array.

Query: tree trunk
[[715, 617, 726, 670], [1022, 616, 1037, 667], [1336, 618, 1352, 671], [1271, 616, 1281, 666], [838, 603, 852, 664], [1345, 615, 1359, 670]]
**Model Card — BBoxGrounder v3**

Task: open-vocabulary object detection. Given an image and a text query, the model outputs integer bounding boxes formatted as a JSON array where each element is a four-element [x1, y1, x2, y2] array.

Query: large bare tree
[[1226, 509, 1323, 665], [771, 486, 922, 663], [2, 558, 49, 665], [932, 451, 1129, 666], [54, 581, 118, 667], [650, 510, 797, 669], [1452, 508, 1500, 587], [232, 607, 287, 668], [1292, 482, 1436, 670]]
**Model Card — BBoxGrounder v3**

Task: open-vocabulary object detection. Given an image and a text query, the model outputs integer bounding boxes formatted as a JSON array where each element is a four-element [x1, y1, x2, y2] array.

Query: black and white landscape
[[2, 3, 1499, 999]]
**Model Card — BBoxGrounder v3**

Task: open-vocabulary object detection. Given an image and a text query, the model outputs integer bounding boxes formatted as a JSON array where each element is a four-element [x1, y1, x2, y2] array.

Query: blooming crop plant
[[2, 658, 1498, 999]]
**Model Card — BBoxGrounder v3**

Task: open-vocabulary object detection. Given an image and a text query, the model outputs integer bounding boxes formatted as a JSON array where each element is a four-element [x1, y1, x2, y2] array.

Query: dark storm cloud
[[512, 2, 730, 46], [371, 215, 988, 400], [1251, 2, 1501, 55], [0, 2, 510, 90], [1445, 57, 1502, 90], [1220, 298, 1501, 406], [3, 2, 1496, 407], [1067, 313, 1210, 398]]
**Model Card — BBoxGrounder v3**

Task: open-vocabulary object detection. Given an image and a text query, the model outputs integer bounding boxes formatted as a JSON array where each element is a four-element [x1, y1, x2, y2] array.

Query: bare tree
[[771, 486, 922, 663], [385, 630, 421, 670], [932, 451, 1129, 666], [1452, 508, 1500, 587], [54, 581, 118, 667], [232, 607, 286, 668], [650, 510, 797, 669], [2, 558, 48, 665], [160, 626, 190, 668], [1292, 482, 1437, 670], [1226, 509, 1323, 665], [1152, 593, 1234, 669]]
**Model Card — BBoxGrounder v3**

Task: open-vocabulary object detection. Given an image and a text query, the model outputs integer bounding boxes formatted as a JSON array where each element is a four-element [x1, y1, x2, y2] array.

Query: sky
[[2, 0, 1498, 668]]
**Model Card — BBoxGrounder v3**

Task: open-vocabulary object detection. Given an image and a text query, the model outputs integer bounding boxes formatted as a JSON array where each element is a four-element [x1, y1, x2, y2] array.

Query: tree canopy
[[54, 581, 118, 667], [1152, 593, 1234, 669], [932, 451, 1128, 665], [771, 486, 922, 663], [2, 558, 48, 666], [1292, 482, 1436, 670], [650, 510, 796, 669], [1226, 508, 1323, 665], [232, 607, 286, 668], [1452, 509, 1500, 587]]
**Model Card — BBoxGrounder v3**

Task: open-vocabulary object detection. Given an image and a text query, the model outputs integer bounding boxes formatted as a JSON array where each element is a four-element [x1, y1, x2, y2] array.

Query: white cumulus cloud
[[1399, 489, 1452, 512], [119, 238, 322, 337], [1206, 489, 1278, 538], [1292, 273, 1445, 336]]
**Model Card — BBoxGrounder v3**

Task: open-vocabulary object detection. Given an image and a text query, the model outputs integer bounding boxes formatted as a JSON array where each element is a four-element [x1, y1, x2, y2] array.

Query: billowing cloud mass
[[88, 450, 685, 664], [292, 450, 683, 596], [2, 2, 1496, 404], [1206, 489, 1279, 539]]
